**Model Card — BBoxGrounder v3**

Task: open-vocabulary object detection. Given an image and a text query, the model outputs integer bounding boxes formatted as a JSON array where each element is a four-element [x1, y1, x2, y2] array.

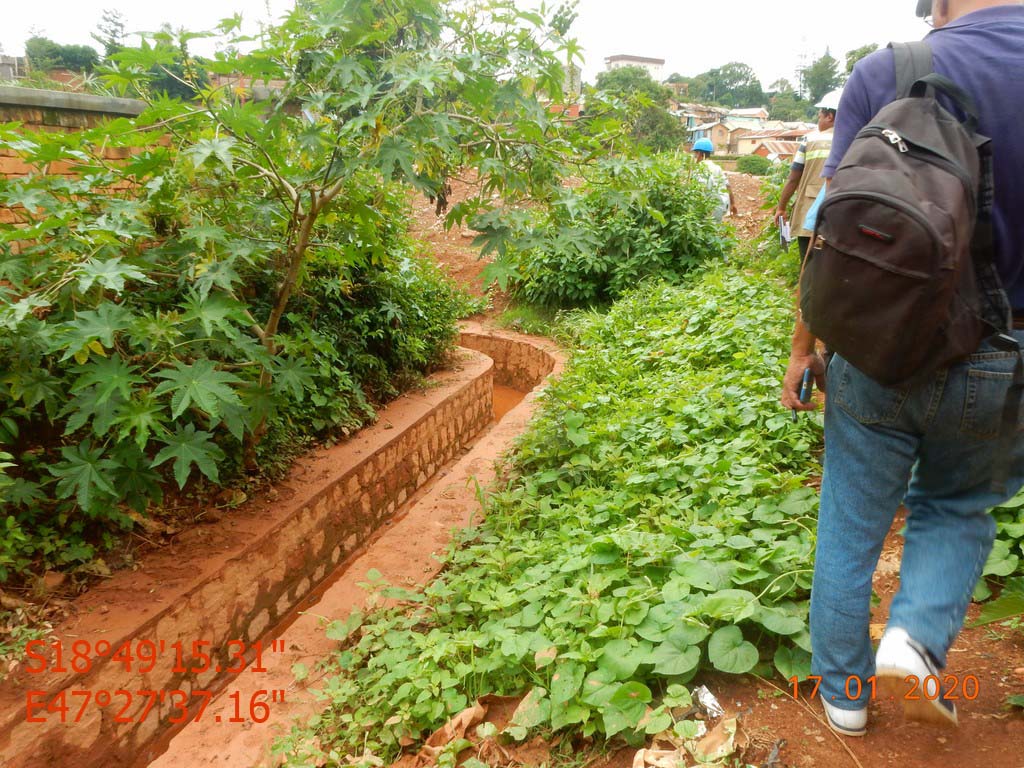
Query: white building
[[604, 55, 666, 79]]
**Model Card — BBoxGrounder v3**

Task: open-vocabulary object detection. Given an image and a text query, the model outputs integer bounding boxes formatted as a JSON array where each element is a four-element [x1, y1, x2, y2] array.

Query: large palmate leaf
[[74, 257, 153, 294], [49, 441, 120, 511], [153, 359, 243, 419], [71, 357, 145, 405], [184, 136, 237, 170], [153, 424, 226, 488], [179, 292, 248, 338], [112, 392, 169, 450], [58, 304, 134, 363]]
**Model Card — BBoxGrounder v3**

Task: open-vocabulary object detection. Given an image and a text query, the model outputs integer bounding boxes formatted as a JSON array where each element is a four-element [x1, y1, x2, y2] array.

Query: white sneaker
[[822, 699, 868, 737], [875, 627, 958, 727]]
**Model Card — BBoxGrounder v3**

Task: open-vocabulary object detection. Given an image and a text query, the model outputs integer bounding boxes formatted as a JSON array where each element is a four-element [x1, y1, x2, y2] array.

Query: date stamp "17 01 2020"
[[789, 674, 981, 702], [22, 637, 288, 726]]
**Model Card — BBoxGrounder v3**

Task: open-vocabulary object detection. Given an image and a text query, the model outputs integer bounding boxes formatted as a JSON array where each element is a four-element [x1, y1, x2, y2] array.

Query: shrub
[[736, 154, 773, 176], [477, 153, 730, 308], [24, 36, 99, 73], [0, 0, 580, 584], [0, 135, 466, 583]]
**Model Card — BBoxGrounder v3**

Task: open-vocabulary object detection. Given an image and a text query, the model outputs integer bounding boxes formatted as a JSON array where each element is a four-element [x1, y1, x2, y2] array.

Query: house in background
[[753, 140, 801, 162], [689, 120, 754, 155], [734, 126, 812, 155], [672, 101, 728, 130], [604, 54, 666, 79], [687, 107, 811, 153], [726, 107, 770, 125]]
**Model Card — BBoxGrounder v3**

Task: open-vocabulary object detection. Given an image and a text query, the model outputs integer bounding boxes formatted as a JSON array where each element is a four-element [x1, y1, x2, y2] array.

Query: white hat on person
[[815, 88, 844, 112]]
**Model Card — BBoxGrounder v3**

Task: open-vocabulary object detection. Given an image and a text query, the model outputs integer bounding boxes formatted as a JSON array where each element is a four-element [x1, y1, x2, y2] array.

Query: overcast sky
[[2, 0, 930, 89]]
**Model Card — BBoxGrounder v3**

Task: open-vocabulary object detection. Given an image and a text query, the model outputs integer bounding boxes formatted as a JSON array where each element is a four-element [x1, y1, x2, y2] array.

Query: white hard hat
[[815, 88, 843, 112]]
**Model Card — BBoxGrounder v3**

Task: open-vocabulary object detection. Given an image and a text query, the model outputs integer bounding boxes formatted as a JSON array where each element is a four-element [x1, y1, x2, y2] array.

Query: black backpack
[[799, 41, 1022, 486]]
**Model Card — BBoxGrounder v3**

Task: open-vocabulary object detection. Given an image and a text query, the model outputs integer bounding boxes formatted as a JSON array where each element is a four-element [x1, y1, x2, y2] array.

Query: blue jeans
[[809, 332, 1024, 709]]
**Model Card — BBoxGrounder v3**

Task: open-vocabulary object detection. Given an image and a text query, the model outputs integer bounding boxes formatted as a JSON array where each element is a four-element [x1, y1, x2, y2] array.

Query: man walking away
[[774, 89, 841, 258], [780, 0, 1024, 738], [692, 138, 737, 222]]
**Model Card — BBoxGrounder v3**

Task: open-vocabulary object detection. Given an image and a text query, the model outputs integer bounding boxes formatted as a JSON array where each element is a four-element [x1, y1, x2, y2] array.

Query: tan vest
[[791, 128, 834, 237]]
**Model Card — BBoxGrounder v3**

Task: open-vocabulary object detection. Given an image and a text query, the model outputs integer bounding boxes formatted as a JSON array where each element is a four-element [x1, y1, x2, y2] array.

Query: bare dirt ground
[[726, 171, 774, 242], [410, 178, 500, 302]]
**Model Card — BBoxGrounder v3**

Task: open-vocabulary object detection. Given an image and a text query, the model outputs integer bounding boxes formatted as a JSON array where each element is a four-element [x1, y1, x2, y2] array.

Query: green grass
[[494, 303, 562, 336]]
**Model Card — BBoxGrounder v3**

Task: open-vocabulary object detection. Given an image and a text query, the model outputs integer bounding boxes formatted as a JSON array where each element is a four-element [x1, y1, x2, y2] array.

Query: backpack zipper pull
[[882, 129, 909, 153]]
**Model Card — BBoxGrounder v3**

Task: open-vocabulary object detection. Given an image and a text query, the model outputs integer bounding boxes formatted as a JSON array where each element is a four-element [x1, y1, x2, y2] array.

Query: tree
[[845, 43, 879, 75], [593, 66, 682, 153], [93, 9, 127, 60], [630, 106, 686, 152], [801, 49, 842, 104], [769, 78, 795, 95], [0, 0, 592, 563], [107, 0, 585, 451], [109, 27, 209, 100], [769, 90, 814, 121], [595, 66, 672, 106], [25, 36, 100, 73], [685, 62, 764, 108]]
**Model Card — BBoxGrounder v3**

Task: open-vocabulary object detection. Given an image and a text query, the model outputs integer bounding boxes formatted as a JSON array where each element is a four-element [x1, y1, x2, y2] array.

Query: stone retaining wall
[[0, 350, 496, 767], [459, 328, 557, 391]]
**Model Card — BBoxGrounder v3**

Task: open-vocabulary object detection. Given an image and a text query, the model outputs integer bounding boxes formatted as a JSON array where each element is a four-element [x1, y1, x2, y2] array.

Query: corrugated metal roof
[[756, 140, 801, 156], [742, 127, 812, 141]]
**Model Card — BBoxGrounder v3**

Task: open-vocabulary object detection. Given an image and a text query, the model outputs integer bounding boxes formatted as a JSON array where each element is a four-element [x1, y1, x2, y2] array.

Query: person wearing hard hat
[[774, 88, 842, 258], [692, 137, 737, 222]]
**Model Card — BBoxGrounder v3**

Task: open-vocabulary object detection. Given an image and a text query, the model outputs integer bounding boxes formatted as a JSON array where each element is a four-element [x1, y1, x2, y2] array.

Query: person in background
[[692, 138, 737, 222], [775, 89, 841, 257], [780, 0, 1024, 739]]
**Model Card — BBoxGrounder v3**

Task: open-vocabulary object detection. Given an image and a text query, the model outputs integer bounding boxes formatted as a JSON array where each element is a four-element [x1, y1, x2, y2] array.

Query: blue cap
[[693, 138, 714, 153]]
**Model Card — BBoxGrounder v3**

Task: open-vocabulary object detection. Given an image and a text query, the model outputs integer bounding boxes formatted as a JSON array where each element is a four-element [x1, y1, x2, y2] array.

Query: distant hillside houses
[[684, 106, 813, 157]]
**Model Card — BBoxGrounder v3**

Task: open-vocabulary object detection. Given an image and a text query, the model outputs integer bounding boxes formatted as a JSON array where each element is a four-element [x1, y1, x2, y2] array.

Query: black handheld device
[[791, 367, 814, 422]]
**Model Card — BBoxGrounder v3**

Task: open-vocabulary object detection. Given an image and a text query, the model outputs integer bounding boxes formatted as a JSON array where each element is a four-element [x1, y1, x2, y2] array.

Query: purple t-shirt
[[825, 5, 1024, 309]]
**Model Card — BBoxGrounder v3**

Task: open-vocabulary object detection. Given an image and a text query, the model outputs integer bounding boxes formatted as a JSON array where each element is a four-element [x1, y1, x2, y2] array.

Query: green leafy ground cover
[[277, 248, 825, 764]]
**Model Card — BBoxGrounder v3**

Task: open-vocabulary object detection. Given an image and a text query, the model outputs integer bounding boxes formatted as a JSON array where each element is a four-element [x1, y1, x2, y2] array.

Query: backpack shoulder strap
[[889, 41, 934, 98]]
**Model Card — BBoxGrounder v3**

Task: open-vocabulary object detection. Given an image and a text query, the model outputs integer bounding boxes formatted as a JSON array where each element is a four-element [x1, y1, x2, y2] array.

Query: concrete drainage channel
[[0, 325, 562, 768]]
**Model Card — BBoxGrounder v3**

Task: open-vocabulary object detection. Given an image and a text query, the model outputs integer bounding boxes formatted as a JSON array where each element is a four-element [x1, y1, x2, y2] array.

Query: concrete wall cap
[[0, 86, 145, 116]]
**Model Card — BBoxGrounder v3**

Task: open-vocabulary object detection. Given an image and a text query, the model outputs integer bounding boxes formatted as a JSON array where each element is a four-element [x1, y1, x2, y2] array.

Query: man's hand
[[781, 351, 827, 411], [774, 206, 787, 221]]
